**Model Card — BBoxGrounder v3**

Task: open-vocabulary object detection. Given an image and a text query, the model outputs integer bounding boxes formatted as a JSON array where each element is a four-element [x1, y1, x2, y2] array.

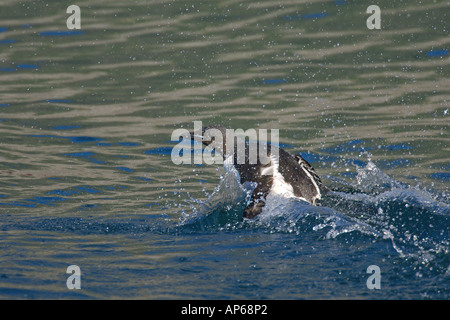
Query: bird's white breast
[[260, 153, 310, 202], [260, 154, 294, 197]]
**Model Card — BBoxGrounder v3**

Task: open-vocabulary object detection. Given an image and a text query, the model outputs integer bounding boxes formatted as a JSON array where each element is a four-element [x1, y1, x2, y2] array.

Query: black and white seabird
[[191, 126, 325, 219]]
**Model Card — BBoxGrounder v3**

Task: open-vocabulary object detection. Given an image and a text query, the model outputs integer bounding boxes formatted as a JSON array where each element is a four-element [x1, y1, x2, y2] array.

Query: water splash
[[178, 159, 449, 270], [321, 160, 449, 267], [179, 162, 248, 230]]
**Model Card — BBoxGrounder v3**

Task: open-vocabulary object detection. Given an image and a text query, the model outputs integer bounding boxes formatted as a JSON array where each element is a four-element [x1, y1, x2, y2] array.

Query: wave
[[179, 159, 450, 268]]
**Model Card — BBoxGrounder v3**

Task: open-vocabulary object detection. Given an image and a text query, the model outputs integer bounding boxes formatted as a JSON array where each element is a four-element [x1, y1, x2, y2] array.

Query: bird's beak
[[190, 131, 203, 142]]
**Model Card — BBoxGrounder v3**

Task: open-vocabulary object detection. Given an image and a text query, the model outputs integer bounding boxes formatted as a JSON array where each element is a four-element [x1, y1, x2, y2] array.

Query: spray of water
[[177, 156, 449, 270]]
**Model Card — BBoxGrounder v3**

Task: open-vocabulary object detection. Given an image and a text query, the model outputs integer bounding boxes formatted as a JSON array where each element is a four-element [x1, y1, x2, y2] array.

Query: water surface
[[0, 0, 449, 299]]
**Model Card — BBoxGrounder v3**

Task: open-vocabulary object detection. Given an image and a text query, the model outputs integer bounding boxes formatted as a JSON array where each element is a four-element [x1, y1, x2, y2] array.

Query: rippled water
[[0, 0, 449, 299]]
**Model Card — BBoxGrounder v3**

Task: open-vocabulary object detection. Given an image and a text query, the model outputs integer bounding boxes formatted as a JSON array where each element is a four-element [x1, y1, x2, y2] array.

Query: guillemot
[[191, 125, 325, 219]]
